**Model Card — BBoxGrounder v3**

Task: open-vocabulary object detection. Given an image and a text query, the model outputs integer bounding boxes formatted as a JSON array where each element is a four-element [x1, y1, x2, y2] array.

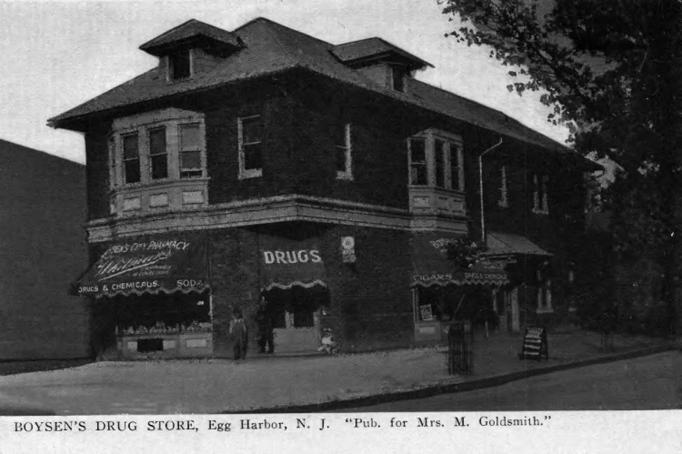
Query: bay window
[[407, 130, 464, 191], [108, 108, 207, 216]]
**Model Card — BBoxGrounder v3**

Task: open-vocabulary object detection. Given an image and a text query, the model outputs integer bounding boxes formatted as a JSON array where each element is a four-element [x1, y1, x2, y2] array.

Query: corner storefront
[[75, 233, 212, 359]]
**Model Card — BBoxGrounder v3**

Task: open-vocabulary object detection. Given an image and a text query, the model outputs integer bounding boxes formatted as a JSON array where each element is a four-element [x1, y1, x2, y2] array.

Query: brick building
[[0, 139, 89, 359], [50, 18, 598, 358]]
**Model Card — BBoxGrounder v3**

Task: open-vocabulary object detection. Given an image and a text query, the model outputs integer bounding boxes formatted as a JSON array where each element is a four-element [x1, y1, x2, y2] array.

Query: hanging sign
[[341, 236, 356, 263]]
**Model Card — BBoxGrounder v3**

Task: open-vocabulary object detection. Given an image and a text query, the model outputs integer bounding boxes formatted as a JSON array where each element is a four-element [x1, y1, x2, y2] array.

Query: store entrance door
[[262, 285, 328, 354]]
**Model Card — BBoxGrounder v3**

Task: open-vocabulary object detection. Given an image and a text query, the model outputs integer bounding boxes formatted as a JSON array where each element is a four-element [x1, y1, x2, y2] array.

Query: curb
[[226, 344, 676, 413]]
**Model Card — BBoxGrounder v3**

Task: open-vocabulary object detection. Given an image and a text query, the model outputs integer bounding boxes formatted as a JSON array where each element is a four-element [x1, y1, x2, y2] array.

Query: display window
[[111, 290, 211, 337]]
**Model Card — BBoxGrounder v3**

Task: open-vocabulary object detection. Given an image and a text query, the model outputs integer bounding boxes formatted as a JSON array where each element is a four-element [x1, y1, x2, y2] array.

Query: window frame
[[498, 165, 509, 207], [335, 122, 353, 180], [407, 137, 428, 186], [237, 114, 263, 180], [167, 48, 193, 81], [178, 122, 204, 179], [121, 132, 141, 185], [148, 126, 169, 181], [407, 130, 464, 191], [532, 173, 550, 214]]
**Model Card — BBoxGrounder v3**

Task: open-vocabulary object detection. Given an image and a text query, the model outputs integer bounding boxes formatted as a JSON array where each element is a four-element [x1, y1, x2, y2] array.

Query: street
[[345, 351, 681, 411]]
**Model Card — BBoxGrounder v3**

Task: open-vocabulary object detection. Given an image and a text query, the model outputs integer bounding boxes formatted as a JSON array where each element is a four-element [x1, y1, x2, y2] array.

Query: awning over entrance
[[74, 233, 208, 297], [484, 232, 552, 257], [259, 234, 327, 290], [410, 233, 509, 287]]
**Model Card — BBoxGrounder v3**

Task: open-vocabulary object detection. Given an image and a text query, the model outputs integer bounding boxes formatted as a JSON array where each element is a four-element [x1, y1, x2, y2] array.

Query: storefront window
[[113, 291, 211, 336]]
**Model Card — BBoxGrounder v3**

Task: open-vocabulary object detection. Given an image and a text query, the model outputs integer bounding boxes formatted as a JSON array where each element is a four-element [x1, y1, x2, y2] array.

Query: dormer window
[[168, 49, 192, 80], [391, 66, 406, 92]]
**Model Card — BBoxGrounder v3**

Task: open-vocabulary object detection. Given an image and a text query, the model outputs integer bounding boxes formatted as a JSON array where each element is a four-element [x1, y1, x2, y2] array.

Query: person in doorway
[[229, 308, 248, 360], [255, 296, 274, 354]]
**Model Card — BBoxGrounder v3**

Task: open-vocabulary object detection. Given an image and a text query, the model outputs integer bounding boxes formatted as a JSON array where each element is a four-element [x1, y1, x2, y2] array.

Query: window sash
[[435, 139, 445, 188], [179, 123, 202, 179], [148, 127, 167, 180], [238, 115, 263, 178], [122, 134, 140, 183], [409, 138, 427, 185], [498, 165, 508, 207], [533, 173, 549, 213], [335, 123, 352, 178]]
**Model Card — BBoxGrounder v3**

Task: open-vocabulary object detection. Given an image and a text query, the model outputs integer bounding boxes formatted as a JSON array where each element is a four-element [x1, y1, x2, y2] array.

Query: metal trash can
[[448, 320, 473, 375]]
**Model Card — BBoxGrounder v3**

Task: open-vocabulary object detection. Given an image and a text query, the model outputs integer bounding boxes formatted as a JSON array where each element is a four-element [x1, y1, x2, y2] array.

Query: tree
[[441, 0, 682, 334]]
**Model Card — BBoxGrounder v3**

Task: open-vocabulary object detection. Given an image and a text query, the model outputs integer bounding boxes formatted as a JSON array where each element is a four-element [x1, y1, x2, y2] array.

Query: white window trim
[[148, 126, 169, 182], [532, 173, 549, 215], [336, 123, 353, 180], [407, 136, 428, 186], [121, 131, 142, 185], [498, 165, 508, 207], [237, 115, 263, 180], [448, 141, 465, 192], [166, 48, 194, 82], [110, 109, 207, 188], [178, 122, 204, 179]]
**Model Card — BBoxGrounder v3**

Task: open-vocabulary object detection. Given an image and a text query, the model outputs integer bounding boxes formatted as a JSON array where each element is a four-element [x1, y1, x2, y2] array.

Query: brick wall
[[206, 222, 413, 355], [0, 140, 90, 359]]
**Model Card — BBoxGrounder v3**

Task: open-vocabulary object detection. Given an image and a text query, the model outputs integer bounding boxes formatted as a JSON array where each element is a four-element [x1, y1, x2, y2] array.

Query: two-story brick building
[[50, 18, 597, 359]]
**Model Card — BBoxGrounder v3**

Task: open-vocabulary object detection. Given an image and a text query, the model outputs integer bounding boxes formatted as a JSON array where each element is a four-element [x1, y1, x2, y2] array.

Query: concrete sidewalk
[[0, 329, 673, 415]]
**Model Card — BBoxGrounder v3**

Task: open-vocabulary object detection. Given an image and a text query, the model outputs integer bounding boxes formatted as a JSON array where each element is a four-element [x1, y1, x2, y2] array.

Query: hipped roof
[[48, 17, 597, 167]]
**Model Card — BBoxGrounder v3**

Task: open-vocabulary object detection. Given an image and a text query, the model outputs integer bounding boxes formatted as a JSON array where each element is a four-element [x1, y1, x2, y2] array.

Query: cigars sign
[[77, 238, 207, 296]]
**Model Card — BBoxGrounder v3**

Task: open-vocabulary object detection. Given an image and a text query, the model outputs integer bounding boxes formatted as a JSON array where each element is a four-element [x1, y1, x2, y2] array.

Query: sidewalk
[[0, 329, 673, 415]]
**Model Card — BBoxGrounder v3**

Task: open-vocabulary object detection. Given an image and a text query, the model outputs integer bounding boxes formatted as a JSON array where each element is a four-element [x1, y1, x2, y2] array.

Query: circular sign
[[341, 236, 355, 249]]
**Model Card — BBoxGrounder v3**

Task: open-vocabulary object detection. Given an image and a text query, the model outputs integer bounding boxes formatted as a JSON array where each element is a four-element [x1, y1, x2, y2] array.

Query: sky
[[0, 0, 570, 164]]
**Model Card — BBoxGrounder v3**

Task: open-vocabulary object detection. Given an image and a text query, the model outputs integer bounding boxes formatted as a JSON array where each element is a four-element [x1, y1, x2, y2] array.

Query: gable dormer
[[331, 38, 432, 92], [140, 19, 244, 81]]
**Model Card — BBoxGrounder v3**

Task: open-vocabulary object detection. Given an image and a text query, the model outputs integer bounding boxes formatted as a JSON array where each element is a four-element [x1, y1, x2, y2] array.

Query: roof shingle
[[49, 17, 591, 165]]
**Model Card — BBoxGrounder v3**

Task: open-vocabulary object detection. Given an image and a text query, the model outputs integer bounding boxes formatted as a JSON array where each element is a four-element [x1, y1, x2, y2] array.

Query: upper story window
[[407, 130, 464, 191], [238, 115, 263, 179], [498, 165, 509, 207], [408, 137, 427, 185], [122, 133, 141, 184], [168, 49, 192, 80], [148, 127, 168, 180], [110, 108, 206, 190], [179, 124, 202, 178], [532, 173, 549, 214], [335, 123, 353, 180]]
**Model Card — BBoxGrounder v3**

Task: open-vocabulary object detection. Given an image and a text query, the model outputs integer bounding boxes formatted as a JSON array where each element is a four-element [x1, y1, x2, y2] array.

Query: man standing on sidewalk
[[229, 308, 248, 360], [256, 296, 274, 354]]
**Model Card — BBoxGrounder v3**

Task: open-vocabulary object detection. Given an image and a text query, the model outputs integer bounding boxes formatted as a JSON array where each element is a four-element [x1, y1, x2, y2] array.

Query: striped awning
[[410, 233, 508, 287], [258, 234, 327, 290]]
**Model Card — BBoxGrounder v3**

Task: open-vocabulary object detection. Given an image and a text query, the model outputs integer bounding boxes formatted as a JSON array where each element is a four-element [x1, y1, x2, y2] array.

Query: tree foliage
[[441, 0, 682, 332]]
